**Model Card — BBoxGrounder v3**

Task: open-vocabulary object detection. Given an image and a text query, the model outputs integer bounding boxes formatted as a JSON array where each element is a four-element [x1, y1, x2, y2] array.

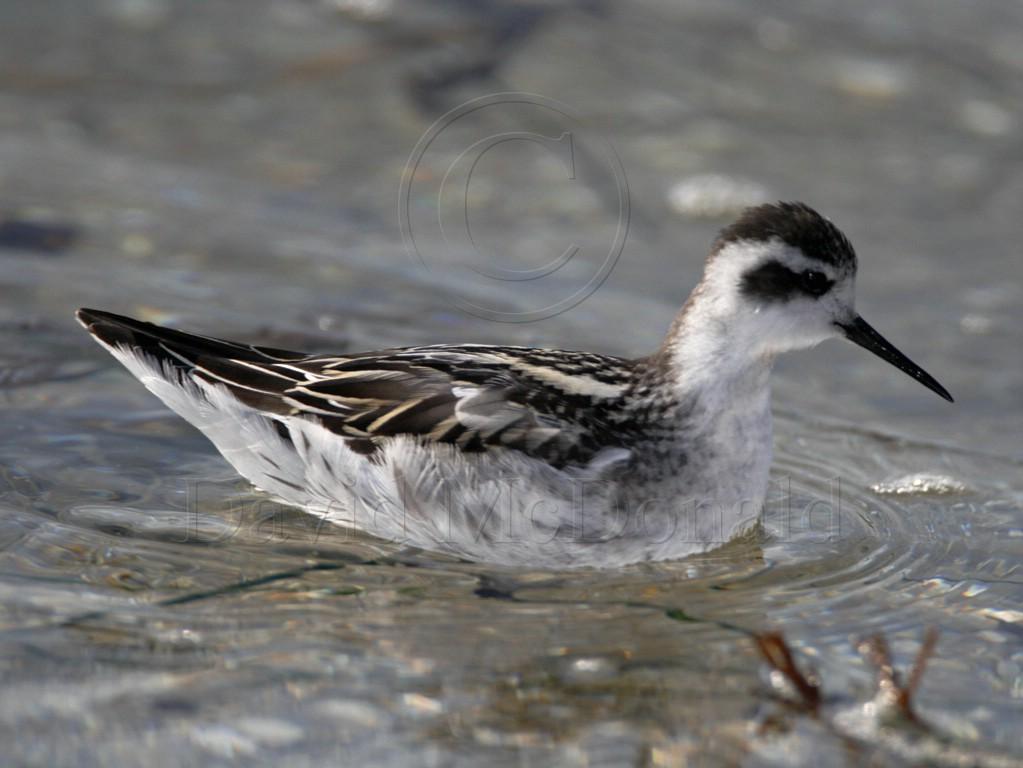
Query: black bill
[[837, 315, 954, 402]]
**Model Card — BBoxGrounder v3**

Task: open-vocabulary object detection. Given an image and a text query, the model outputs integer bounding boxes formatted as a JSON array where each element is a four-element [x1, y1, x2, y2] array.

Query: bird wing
[[77, 309, 634, 468]]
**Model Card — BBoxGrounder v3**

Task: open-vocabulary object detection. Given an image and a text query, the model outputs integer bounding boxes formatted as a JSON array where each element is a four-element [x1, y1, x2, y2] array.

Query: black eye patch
[[740, 261, 834, 302]]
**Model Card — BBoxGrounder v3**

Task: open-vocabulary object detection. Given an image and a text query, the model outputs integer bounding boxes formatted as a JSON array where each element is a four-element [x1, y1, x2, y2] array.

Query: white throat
[[659, 238, 851, 398], [660, 260, 776, 397]]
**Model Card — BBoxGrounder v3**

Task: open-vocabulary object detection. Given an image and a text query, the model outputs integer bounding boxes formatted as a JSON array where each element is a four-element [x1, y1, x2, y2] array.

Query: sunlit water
[[1, 1, 1022, 765]]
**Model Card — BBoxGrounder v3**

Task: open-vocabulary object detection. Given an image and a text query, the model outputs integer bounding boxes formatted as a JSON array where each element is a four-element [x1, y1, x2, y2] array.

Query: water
[[2, 1, 1022, 764]]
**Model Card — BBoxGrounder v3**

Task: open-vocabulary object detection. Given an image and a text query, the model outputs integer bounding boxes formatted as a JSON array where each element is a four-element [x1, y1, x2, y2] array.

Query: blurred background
[[1, 1, 1022, 765]]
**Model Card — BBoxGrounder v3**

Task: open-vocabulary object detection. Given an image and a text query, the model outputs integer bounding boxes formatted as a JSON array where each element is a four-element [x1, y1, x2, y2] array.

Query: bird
[[76, 202, 952, 568]]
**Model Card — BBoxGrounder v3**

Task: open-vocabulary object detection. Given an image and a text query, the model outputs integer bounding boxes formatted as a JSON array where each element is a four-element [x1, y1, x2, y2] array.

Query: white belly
[[271, 403, 773, 569]]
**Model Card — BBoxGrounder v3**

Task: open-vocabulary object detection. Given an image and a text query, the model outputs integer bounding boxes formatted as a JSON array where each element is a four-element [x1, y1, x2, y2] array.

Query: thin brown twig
[[753, 631, 821, 714], [906, 626, 940, 698], [858, 628, 940, 726]]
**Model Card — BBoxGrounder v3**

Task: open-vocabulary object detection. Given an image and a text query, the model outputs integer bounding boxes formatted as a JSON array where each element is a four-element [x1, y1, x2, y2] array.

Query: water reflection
[[1, 0, 1022, 764]]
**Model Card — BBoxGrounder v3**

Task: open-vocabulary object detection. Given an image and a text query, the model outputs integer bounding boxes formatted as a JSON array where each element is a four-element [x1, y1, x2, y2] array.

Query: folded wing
[[76, 309, 634, 469]]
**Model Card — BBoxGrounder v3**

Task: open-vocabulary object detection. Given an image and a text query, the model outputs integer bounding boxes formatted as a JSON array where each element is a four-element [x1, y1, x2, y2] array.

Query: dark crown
[[714, 202, 857, 269]]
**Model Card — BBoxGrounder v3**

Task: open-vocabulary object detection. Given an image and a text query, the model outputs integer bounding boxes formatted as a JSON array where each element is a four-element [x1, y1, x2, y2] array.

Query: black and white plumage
[[76, 314, 645, 468], [77, 202, 952, 567]]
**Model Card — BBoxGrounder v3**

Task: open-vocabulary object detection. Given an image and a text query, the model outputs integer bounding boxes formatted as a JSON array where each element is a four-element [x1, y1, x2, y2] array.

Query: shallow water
[[2, 1, 1023, 765]]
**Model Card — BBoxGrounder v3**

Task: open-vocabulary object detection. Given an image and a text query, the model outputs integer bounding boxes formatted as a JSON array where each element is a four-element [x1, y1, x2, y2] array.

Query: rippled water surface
[[2, 1, 1022, 765]]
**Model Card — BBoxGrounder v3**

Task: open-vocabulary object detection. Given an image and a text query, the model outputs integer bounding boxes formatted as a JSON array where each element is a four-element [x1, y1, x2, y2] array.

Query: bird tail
[[75, 307, 323, 510], [76, 308, 306, 369], [75, 308, 315, 411]]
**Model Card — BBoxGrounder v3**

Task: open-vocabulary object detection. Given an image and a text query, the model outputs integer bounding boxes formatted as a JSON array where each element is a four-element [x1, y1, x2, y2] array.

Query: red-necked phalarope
[[77, 202, 952, 568]]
